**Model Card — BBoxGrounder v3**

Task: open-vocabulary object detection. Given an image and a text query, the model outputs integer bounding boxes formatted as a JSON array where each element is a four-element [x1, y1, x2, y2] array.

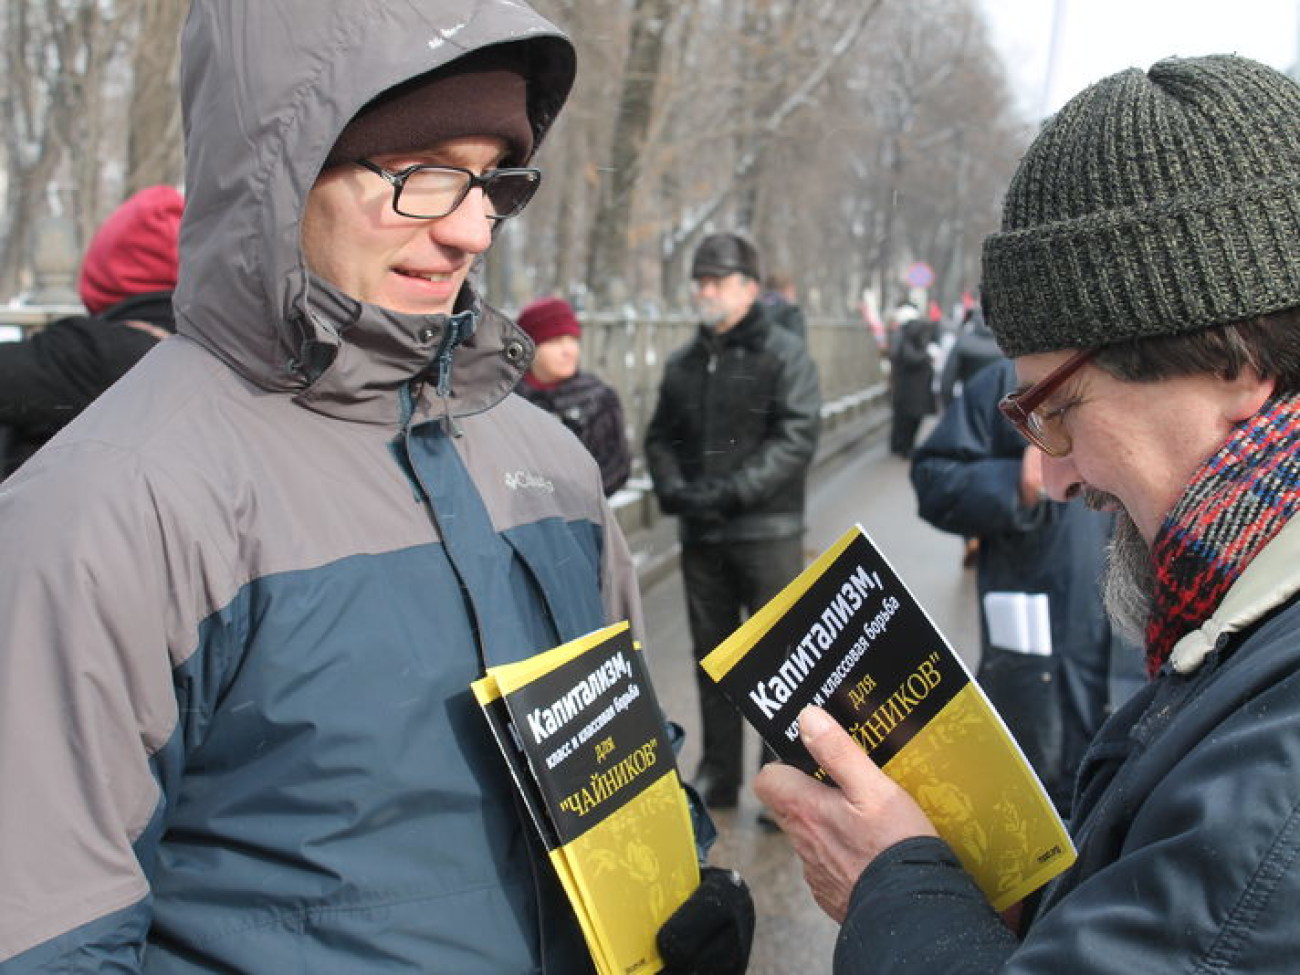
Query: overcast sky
[[978, 0, 1300, 120]]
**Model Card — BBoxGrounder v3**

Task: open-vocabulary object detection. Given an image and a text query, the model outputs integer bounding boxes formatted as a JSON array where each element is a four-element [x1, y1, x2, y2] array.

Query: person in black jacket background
[[0, 185, 182, 477], [938, 304, 1001, 409], [759, 270, 807, 342], [645, 231, 821, 814], [887, 314, 938, 457]]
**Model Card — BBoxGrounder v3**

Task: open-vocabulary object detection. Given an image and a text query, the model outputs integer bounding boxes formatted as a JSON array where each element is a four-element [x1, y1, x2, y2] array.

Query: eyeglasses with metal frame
[[356, 159, 542, 221], [997, 348, 1098, 457]]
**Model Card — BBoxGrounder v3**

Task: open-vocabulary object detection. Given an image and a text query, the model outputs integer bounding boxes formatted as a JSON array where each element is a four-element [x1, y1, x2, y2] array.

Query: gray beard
[[1102, 504, 1156, 648]]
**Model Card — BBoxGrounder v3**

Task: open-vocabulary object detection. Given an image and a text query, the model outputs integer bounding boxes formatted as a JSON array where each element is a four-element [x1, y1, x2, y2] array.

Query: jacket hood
[[173, 0, 575, 420]]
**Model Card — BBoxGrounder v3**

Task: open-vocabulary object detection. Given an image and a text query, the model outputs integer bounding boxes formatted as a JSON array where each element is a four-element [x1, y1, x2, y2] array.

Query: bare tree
[[664, 0, 884, 261], [124, 0, 186, 194], [0, 1, 128, 295], [1, 0, 1029, 320], [581, 0, 679, 307]]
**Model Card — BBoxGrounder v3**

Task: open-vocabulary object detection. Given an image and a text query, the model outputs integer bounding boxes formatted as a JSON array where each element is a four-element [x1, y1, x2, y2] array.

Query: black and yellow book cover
[[699, 525, 1075, 911], [473, 621, 699, 975]]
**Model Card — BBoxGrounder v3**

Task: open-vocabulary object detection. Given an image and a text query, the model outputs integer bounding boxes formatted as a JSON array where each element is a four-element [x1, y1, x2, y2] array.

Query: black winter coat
[[890, 319, 937, 419], [644, 303, 821, 544], [0, 291, 173, 476], [939, 315, 1002, 407], [517, 370, 631, 496]]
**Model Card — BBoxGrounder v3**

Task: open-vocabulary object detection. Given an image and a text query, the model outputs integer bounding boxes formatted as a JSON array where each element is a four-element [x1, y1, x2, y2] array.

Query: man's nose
[[1040, 453, 1081, 503], [429, 187, 495, 253]]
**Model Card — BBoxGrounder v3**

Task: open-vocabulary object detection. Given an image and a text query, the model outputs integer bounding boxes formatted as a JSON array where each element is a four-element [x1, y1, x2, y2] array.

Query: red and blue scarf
[[1147, 393, 1300, 676]]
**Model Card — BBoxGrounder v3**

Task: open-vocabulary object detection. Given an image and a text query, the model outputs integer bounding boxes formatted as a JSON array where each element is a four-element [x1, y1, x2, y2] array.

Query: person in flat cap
[[755, 54, 1300, 974], [515, 296, 631, 496], [646, 231, 821, 820], [0, 3, 754, 972]]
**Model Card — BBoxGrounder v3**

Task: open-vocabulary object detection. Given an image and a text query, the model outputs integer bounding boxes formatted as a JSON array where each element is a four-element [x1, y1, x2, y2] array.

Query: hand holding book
[[699, 525, 1075, 913], [472, 621, 756, 974], [754, 705, 937, 923]]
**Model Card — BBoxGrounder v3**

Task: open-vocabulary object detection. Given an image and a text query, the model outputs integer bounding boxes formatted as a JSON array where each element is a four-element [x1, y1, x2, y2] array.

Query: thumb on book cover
[[797, 706, 875, 792], [798, 706, 936, 841]]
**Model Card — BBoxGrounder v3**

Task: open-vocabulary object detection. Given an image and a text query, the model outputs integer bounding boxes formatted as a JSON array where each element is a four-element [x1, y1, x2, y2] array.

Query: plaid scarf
[[1147, 393, 1300, 676]]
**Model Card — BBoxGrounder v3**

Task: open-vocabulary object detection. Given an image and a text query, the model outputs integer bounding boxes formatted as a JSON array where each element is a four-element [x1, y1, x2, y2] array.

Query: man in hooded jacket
[[0, 3, 752, 972]]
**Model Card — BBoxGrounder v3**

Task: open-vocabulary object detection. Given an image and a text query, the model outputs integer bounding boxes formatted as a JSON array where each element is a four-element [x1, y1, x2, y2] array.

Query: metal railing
[[1, 304, 886, 441], [575, 311, 886, 459]]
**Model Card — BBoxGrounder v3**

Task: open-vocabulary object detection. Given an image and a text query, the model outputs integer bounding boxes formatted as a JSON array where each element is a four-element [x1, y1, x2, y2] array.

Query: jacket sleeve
[[591, 384, 631, 496], [643, 368, 685, 493], [728, 337, 821, 507], [910, 360, 1045, 539], [0, 453, 183, 971], [835, 838, 1018, 975]]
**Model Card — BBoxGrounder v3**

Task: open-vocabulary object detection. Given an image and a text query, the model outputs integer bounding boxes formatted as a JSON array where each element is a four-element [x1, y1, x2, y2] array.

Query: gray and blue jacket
[[0, 2, 643, 971]]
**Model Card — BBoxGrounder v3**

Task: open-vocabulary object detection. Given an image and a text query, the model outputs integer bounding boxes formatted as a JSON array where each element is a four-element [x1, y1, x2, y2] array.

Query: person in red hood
[[515, 296, 631, 496], [0, 184, 182, 476]]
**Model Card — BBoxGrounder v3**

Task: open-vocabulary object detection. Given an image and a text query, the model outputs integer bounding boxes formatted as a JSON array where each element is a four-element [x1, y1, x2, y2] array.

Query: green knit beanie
[[983, 54, 1300, 358]]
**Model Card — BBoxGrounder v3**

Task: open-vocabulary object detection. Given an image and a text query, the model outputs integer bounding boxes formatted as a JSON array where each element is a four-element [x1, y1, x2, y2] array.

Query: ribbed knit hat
[[982, 54, 1300, 357], [517, 296, 581, 345], [324, 46, 534, 169]]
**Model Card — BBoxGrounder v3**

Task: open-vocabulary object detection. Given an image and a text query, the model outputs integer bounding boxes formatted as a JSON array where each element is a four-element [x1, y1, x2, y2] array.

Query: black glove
[[657, 866, 755, 975], [676, 477, 741, 517], [655, 477, 689, 515]]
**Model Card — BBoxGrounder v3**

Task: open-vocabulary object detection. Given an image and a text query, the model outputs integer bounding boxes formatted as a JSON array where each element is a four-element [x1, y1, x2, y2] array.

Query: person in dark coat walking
[[515, 296, 631, 496], [938, 305, 1001, 408], [646, 232, 821, 814], [912, 358, 1142, 814], [0, 185, 182, 477], [888, 315, 938, 457]]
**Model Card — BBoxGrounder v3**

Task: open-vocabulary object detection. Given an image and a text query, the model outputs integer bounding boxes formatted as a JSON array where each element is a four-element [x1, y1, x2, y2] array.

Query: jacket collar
[[696, 302, 769, 353], [291, 275, 531, 426], [1170, 514, 1300, 674]]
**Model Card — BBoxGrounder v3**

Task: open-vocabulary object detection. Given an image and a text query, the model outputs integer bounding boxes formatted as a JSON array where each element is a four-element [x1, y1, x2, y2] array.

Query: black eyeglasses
[[997, 348, 1097, 457], [356, 159, 542, 221]]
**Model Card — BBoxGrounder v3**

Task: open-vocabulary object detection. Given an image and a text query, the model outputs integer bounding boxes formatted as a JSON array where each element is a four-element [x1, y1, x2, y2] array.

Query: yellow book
[[699, 525, 1076, 911], [472, 621, 700, 975]]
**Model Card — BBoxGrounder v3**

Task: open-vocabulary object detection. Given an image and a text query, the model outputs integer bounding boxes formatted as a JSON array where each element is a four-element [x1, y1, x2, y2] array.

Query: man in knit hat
[[0, 185, 182, 477], [754, 54, 1300, 973], [0, 2, 753, 971], [515, 295, 631, 496]]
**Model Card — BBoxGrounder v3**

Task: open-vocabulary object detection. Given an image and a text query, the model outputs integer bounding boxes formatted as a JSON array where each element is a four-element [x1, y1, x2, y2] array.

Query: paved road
[[640, 426, 981, 973]]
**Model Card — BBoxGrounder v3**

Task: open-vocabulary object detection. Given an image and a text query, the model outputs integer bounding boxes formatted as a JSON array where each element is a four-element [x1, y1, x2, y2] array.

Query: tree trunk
[[125, 0, 186, 193], [583, 0, 675, 309]]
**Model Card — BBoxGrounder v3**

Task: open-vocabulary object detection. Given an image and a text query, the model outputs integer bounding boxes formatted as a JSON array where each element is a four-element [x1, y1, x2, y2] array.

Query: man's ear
[[1225, 366, 1277, 424]]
